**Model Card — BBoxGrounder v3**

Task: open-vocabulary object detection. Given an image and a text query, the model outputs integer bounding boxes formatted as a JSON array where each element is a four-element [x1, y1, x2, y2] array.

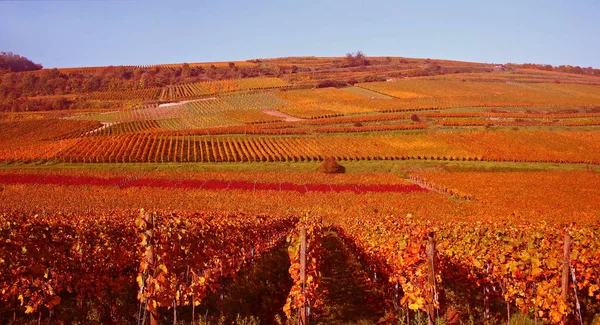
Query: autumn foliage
[[318, 157, 346, 174]]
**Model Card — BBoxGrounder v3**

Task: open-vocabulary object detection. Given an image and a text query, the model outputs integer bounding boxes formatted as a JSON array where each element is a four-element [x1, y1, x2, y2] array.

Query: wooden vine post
[[145, 211, 159, 325], [561, 232, 571, 302], [426, 232, 437, 325], [299, 227, 308, 325], [484, 263, 490, 322]]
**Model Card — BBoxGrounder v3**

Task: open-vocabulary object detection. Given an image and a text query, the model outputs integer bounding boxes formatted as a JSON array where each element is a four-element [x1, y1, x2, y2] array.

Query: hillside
[[1, 54, 600, 325], [1, 54, 598, 113], [1, 55, 600, 165]]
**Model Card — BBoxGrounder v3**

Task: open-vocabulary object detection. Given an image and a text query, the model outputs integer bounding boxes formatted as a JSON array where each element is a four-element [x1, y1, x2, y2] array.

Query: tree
[[21, 73, 39, 96], [318, 157, 346, 174], [181, 63, 191, 78], [0, 52, 42, 72], [344, 51, 369, 67], [83, 76, 101, 92]]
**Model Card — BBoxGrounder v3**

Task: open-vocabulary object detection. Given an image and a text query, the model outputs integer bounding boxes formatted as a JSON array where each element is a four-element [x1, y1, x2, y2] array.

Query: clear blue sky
[[1, 0, 599, 68]]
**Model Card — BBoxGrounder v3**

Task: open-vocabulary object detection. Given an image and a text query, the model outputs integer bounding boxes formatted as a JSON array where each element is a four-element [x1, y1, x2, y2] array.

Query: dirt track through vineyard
[[316, 232, 386, 324], [261, 109, 305, 122], [196, 244, 292, 324]]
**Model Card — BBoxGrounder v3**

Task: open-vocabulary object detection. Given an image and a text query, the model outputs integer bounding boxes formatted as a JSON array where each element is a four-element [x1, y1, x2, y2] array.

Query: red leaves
[[0, 172, 426, 194]]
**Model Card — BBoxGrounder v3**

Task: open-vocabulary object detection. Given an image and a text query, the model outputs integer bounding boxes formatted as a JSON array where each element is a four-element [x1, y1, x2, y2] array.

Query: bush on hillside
[[317, 80, 348, 88], [318, 157, 346, 174]]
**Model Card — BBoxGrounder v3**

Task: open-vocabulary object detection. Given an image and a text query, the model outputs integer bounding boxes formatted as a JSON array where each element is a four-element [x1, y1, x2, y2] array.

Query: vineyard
[[159, 77, 291, 101], [1, 205, 599, 324], [1, 56, 600, 324], [2, 130, 592, 165], [356, 79, 600, 109]]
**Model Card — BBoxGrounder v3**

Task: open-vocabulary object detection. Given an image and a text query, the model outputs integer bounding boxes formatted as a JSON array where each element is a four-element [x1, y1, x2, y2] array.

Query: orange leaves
[[335, 216, 438, 315], [433, 220, 600, 324], [0, 210, 140, 315], [1, 209, 296, 318], [334, 210, 600, 324], [6, 125, 600, 165], [134, 209, 297, 315]]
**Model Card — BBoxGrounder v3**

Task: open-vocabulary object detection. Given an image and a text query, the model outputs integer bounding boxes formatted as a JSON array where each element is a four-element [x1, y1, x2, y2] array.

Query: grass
[[0, 159, 597, 175], [315, 231, 386, 324]]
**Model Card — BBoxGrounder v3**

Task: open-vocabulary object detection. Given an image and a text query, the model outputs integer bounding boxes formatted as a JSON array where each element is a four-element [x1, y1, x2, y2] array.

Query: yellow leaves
[[589, 284, 599, 297], [549, 310, 562, 323], [139, 260, 149, 272], [498, 254, 506, 264], [21, 246, 27, 254], [25, 306, 35, 314], [546, 257, 558, 269], [558, 302, 566, 314], [139, 234, 147, 246], [135, 210, 146, 229], [408, 297, 426, 311], [415, 268, 423, 277], [283, 298, 292, 317], [136, 274, 144, 288], [148, 299, 157, 312], [18, 294, 24, 306]]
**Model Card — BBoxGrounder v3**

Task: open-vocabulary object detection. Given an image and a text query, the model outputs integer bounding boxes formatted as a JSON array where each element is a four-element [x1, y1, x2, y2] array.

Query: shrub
[[318, 157, 346, 174], [317, 80, 348, 88], [347, 78, 359, 85]]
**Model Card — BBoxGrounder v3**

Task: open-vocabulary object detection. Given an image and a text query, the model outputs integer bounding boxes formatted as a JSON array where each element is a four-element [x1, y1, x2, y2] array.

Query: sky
[[1, 0, 599, 69]]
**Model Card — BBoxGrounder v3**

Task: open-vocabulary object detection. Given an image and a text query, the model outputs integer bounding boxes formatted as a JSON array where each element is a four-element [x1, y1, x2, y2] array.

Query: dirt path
[[315, 232, 386, 324], [196, 243, 292, 324], [261, 109, 305, 122], [158, 97, 216, 107]]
